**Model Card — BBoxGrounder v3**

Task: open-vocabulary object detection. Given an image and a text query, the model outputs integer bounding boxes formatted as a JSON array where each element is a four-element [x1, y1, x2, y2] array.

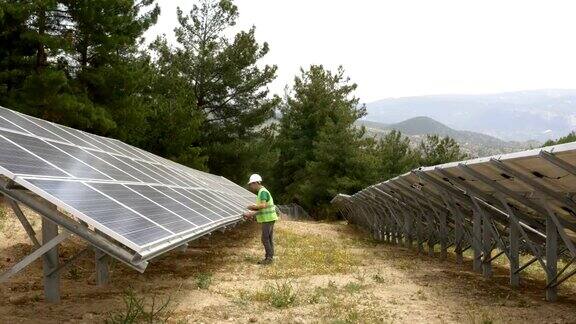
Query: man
[[243, 174, 278, 265]]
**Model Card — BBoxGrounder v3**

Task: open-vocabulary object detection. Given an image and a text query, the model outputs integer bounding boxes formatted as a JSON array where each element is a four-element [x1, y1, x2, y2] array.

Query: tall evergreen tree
[[274, 65, 372, 217], [0, 0, 159, 137], [417, 134, 467, 166], [372, 130, 418, 181], [151, 0, 279, 183]]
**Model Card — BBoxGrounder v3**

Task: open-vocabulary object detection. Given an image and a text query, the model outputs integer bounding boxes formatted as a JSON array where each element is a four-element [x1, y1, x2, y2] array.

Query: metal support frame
[[95, 249, 110, 286], [42, 207, 61, 303], [0, 230, 71, 284], [546, 215, 558, 301], [0, 178, 150, 304], [46, 248, 89, 278], [6, 197, 40, 248], [332, 146, 576, 302]]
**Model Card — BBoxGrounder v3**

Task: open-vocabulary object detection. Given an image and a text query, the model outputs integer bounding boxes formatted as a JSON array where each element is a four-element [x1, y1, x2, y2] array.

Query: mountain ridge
[[356, 116, 539, 157], [365, 89, 576, 142]]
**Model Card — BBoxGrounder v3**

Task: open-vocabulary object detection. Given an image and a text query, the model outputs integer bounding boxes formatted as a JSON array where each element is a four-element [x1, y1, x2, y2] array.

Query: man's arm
[[247, 190, 271, 210], [248, 202, 268, 210]]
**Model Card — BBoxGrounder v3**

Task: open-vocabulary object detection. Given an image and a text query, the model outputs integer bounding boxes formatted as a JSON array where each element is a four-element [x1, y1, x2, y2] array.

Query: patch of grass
[[252, 280, 298, 308], [263, 228, 360, 278], [466, 310, 495, 324], [308, 281, 339, 304], [343, 282, 363, 294], [243, 253, 260, 264], [195, 272, 212, 290], [105, 289, 174, 324], [321, 298, 390, 323], [390, 258, 416, 271], [233, 289, 252, 307]]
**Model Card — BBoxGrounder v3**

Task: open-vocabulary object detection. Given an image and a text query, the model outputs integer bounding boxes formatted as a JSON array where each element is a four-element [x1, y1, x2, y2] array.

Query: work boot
[[257, 258, 273, 265]]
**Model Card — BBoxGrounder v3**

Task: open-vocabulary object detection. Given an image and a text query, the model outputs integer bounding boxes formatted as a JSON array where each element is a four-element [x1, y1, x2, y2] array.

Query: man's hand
[[243, 210, 256, 220]]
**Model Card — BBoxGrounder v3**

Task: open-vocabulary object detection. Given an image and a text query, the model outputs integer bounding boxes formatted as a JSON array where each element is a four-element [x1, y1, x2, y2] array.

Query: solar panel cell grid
[[0, 136, 67, 177], [0, 109, 65, 142], [0, 105, 253, 257]]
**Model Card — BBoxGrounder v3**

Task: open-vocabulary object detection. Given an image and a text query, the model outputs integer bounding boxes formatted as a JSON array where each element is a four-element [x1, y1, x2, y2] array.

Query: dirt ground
[[1, 203, 576, 324]]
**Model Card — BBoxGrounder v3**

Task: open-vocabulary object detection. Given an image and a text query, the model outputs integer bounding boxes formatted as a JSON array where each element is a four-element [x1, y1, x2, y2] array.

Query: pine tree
[[0, 0, 159, 137], [373, 130, 418, 181], [417, 134, 467, 166], [151, 0, 279, 183], [274, 65, 371, 216]]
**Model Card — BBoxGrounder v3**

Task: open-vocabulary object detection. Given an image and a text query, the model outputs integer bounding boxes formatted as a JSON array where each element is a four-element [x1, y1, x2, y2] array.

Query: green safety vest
[[256, 187, 278, 223]]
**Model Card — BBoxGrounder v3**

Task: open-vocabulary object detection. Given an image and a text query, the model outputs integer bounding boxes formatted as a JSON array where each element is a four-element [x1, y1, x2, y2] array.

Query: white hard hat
[[248, 174, 262, 184]]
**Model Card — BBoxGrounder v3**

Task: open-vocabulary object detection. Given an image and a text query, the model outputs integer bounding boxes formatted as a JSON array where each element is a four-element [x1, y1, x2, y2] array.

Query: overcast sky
[[145, 0, 576, 103]]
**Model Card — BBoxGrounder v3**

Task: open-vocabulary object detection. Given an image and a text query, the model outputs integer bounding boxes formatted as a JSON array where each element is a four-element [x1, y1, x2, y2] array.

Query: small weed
[[353, 269, 367, 283], [253, 281, 298, 308], [233, 289, 251, 307], [466, 311, 495, 324], [67, 266, 81, 280], [309, 280, 339, 304], [372, 273, 386, 284], [195, 272, 212, 290], [343, 281, 363, 294], [32, 294, 41, 302], [105, 289, 173, 324]]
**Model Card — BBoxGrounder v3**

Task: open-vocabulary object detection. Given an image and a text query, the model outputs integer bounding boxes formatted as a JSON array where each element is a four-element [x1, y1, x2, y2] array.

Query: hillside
[[357, 117, 539, 157], [365, 89, 576, 142]]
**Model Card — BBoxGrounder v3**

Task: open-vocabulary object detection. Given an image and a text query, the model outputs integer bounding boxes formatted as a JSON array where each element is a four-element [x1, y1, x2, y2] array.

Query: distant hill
[[365, 89, 576, 142], [356, 117, 539, 157]]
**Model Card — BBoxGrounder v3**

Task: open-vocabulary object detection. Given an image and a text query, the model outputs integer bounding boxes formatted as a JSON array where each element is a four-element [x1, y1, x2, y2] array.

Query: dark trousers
[[261, 221, 275, 260]]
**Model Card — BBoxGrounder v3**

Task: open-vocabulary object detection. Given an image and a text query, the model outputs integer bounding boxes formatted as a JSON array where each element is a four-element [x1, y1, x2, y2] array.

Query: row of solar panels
[[0, 106, 254, 260], [332, 140, 576, 263]]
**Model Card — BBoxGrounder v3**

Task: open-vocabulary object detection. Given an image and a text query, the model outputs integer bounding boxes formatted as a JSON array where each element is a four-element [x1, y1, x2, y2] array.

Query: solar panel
[[332, 140, 576, 301], [0, 106, 254, 260]]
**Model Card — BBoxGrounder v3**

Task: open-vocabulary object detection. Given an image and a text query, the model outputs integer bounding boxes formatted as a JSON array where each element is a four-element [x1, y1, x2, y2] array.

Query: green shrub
[[105, 289, 173, 324], [254, 281, 298, 308]]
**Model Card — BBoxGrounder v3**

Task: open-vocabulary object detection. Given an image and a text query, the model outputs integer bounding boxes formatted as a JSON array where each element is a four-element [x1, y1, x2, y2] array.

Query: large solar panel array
[[332, 141, 576, 301], [0, 106, 254, 261]]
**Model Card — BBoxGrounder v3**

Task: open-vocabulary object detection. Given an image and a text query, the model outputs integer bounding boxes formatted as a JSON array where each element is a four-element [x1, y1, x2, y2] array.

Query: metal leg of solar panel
[[439, 211, 447, 261], [475, 203, 493, 278], [546, 214, 558, 301], [424, 210, 434, 256], [416, 210, 424, 254], [440, 193, 464, 264], [424, 197, 446, 261], [46, 248, 89, 279], [42, 206, 61, 303], [6, 197, 41, 248], [95, 249, 110, 286], [472, 207, 482, 272], [0, 230, 70, 284]]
